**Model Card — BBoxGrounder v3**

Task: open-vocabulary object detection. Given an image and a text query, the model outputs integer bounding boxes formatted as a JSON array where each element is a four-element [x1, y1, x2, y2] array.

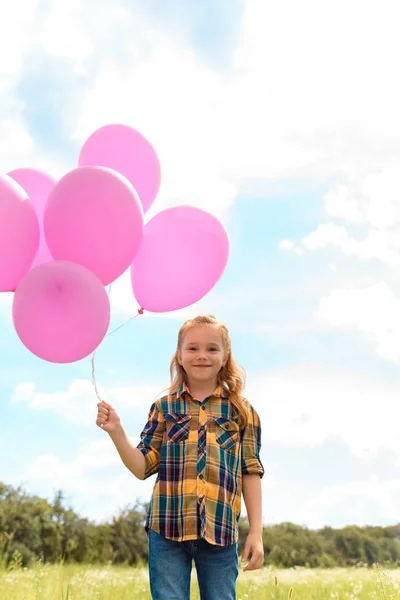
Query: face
[[179, 325, 226, 387]]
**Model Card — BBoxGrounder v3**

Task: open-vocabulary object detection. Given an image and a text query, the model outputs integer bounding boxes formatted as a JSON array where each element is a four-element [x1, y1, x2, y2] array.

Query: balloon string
[[90, 283, 144, 401]]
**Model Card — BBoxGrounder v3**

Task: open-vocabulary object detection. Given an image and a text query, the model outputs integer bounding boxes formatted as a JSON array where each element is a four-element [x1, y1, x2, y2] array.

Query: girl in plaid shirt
[[96, 315, 264, 600]]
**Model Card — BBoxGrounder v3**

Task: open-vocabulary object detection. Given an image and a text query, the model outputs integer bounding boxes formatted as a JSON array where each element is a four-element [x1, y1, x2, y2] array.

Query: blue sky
[[2, 0, 400, 530]]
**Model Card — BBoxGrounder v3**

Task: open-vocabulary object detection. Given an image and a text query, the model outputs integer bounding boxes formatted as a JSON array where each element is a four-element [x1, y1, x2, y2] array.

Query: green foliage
[[0, 481, 399, 569]]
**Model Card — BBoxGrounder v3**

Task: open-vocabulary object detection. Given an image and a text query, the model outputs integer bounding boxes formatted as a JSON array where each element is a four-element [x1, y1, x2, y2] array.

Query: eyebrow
[[185, 341, 221, 346]]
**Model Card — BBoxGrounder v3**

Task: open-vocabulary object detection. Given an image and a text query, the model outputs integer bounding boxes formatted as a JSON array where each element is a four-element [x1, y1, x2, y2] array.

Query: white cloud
[[235, 0, 400, 175], [34, 1, 94, 62], [0, 1, 37, 92], [4, 0, 400, 247], [321, 168, 400, 230], [279, 239, 295, 251], [246, 365, 400, 463], [302, 225, 400, 268], [306, 477, 400, 528], [317, 282, 400, 363], [0, 2, 38, 173], [24, 438, 134, 480], [302, 223, 354, 252], [67, 0, 400, 219], [361, 168, 400, 229], [0, 117, 35, 168], [288, 165, 400, 266], [10, 436, 157, 522], [0, 2, 140, 176], [3, 0, 400, 201], [324, 185, 364, 224], [72, 52, 238, 219], [10, 379, 163, 426]]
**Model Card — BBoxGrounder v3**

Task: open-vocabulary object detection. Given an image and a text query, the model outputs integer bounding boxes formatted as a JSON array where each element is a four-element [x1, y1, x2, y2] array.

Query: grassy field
[[0, 561, 399, 599]]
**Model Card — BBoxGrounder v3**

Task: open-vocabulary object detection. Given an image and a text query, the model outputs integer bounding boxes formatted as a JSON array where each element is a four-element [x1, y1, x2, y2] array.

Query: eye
[[188, 347, 197, 351], [208, 348, 218, 352]]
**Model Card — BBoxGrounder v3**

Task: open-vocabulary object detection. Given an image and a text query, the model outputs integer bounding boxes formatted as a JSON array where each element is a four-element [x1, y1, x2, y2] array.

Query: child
[[96, 314, 264, 600]]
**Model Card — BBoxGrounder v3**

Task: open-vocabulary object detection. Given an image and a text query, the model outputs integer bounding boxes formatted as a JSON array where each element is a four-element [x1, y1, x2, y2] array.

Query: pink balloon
[[78, 124, 161, 213], [44, 166, 144, 286], [0, 175, 39, 292], [12, 261, 110, 363], [131, 206, 229, 312], [8, 168, 56, 268]]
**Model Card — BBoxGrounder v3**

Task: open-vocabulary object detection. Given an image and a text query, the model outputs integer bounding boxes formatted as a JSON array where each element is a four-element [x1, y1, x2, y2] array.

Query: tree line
[[1, 482, 399, 568]]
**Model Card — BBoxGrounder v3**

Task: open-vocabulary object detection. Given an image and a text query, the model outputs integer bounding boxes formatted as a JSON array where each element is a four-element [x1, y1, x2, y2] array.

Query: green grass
[[0, 562, 399, 599]]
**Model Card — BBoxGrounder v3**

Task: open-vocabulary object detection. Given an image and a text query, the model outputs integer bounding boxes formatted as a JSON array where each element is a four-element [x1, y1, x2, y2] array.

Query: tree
[[1, 482, 400, 568]]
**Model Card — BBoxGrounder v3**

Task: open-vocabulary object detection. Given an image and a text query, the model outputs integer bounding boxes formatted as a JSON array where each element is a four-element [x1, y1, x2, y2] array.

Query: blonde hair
[[169, 315, 249, 429]]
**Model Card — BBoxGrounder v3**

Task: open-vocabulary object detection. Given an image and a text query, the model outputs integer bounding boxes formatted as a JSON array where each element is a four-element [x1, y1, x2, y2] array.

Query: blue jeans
[[148, 529, 238, 600]]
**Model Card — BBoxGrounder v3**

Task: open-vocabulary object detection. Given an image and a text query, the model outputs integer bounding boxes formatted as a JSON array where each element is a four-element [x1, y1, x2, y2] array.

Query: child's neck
[[187, 380, 218, 402]]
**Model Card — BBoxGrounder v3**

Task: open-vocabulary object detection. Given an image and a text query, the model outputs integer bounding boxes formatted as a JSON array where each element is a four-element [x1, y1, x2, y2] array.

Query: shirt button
[[199, 474, 204, 480], [224, 424, 230, 430], [201, 406, 206, 411]]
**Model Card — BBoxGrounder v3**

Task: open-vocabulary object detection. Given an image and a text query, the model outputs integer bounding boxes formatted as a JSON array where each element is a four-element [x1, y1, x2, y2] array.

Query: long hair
[[169, 315, 249, 429]]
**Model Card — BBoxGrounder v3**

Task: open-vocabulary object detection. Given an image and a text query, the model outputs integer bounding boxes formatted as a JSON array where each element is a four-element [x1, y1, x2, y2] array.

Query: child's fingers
[[96, 404, 109, 423], [98, 400, 115, 411], [96, 415, 107, 429], [241, 544, 250, 564], [96, 401, 117, 430]]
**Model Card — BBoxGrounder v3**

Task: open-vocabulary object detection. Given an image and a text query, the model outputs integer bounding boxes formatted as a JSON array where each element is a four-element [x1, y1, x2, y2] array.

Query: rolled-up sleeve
[[136, 401, 164, 479], [241, 402, 264, 478]]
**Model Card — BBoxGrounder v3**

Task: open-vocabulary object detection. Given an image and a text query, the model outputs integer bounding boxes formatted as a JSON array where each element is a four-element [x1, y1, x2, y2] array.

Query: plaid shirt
[[137, 385, 264, 546]]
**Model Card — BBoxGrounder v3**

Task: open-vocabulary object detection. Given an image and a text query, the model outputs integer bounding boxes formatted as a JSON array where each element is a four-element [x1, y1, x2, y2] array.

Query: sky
[[1, 0, 400, 531]]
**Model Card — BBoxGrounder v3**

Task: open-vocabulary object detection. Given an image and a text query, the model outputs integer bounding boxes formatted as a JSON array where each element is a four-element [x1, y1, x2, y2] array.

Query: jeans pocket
[[165, 412, 191, 443], [215, 417, 239, 451]]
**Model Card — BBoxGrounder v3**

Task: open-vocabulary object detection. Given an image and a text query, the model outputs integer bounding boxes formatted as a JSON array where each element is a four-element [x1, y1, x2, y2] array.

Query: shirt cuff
[[242, 459, 264, 478], [138, 447, 160, 479]]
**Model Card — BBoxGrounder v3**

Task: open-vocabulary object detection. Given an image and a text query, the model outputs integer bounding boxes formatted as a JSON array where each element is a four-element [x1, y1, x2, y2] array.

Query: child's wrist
[[109, 423, 125, 440], [248, 526, 263, 536]]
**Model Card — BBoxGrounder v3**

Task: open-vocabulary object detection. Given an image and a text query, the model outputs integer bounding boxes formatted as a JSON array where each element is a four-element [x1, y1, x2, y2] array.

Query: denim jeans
[[147, 529, 239, 600]]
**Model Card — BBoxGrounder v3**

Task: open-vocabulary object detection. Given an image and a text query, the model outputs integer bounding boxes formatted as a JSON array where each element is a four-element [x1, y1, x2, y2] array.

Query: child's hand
[[241, 533, 264, 571], [96, 400, 121, 434]]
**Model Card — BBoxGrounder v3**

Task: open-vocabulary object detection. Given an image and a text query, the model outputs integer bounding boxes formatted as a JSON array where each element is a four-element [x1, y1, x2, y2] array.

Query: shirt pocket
[[215, 417, 240, 452], [165, 413, 191, 443]]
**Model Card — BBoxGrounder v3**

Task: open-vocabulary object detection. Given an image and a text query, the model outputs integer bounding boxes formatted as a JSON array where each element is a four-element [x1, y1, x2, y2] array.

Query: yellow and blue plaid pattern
[[137, 385, 264, 547]]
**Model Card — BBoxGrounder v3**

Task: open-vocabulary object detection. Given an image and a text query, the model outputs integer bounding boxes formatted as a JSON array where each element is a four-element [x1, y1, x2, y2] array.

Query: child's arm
[[242, 474, 263, 535], [96, 400, 146, 479], [109, 424, 146, 480], [241, 474, 264, 571], [240, 401, 265, 571]]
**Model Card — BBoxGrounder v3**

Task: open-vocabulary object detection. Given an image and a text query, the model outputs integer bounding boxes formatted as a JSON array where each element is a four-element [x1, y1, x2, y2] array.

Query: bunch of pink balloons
[[0, 124, 230, 364]]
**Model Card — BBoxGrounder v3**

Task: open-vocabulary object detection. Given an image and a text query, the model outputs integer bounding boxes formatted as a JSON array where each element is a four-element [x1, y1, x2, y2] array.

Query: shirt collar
[[177, 382, 228, 400]]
